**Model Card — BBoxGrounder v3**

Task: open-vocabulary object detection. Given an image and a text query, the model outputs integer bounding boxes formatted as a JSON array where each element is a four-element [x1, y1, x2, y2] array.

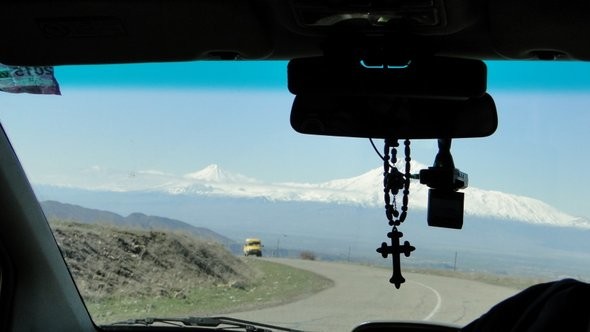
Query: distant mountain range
[[39, 163, 589, 229], [41, 200, 235, 245]]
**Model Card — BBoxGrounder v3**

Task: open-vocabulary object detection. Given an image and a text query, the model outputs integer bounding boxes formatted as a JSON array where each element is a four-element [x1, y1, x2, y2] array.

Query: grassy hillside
[[50, 221, 333, 324]]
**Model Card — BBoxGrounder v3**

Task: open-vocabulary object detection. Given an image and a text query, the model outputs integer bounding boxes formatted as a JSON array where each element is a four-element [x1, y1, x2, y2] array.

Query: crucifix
[[374, 138, 414, 289], [377, 228, 415, 289]]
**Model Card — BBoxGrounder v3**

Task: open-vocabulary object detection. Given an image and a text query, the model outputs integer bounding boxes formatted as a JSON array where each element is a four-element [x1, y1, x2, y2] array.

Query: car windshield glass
[[1, 61, 590, 331]]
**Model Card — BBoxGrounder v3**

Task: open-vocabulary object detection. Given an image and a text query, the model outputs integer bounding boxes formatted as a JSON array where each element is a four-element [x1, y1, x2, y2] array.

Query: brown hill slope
[[51, 221, 255, 301]]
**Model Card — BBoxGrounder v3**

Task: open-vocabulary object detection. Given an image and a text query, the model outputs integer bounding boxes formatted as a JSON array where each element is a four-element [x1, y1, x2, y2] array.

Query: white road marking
[[410, 280, 443, 321]]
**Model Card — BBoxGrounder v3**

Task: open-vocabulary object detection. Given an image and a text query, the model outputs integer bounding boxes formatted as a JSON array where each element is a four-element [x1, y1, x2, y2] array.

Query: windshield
[[1, 61, 590, 331]]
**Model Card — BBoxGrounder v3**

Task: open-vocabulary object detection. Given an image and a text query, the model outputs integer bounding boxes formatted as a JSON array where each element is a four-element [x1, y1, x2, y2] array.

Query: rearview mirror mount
[[288, 56, 487, 99]]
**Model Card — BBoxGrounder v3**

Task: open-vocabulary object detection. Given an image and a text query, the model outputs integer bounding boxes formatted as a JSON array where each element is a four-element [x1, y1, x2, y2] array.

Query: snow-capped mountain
[[183, 164, 257, 183], [40, 163, 589, 229]]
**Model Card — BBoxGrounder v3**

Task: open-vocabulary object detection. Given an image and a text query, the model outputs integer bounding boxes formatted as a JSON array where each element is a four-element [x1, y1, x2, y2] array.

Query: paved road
[[231, 258, 519, 331]]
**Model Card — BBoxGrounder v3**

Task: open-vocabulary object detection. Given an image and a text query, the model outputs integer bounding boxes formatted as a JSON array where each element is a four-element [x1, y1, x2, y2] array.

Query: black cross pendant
[[376, 228, 416, 289]]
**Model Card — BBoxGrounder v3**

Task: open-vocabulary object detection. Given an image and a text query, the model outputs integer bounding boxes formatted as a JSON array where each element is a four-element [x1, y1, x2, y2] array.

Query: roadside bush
[[299, 251, 316, 261]]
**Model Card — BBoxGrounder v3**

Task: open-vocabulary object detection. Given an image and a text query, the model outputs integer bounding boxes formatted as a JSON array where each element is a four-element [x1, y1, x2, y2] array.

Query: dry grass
[[407, 267, 547, 290]]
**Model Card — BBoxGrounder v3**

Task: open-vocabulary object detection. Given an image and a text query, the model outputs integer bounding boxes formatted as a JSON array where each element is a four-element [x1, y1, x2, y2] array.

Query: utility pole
[[276, 234, 286, 257], [453, 251, 458, 272]]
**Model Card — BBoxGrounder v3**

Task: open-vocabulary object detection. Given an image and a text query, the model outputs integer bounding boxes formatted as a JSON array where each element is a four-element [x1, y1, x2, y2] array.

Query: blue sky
[[1, 61, 590, 218]]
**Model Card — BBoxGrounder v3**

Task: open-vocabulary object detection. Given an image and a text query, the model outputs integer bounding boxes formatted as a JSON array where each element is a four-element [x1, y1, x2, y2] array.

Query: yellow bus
[[243, 238, 263, 257]]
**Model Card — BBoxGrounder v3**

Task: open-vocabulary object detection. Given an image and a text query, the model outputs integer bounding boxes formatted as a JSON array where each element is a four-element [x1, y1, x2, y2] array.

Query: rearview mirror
[[290, 93, 498, 139]]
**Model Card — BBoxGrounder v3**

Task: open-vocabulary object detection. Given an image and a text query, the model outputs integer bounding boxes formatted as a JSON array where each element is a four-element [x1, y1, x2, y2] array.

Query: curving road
[[231, 258, 518, 331]]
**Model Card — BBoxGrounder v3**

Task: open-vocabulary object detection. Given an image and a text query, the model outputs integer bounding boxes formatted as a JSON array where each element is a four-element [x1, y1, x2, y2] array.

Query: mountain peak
[[184, 164, 255, 183]]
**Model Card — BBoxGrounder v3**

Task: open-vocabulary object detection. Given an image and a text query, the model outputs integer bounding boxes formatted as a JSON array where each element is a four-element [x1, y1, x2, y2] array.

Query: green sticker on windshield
[[0, 64, 61, 95]]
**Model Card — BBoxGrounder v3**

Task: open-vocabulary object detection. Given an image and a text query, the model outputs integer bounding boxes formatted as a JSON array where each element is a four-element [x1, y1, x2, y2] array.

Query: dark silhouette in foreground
[[462, 279, 590, 332]]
